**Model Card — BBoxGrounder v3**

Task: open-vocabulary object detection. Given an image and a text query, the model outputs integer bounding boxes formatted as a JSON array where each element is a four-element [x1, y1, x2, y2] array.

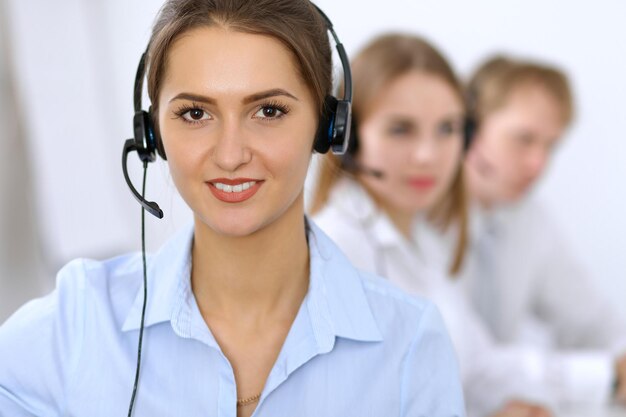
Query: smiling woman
[[0, 1, 465, 417], [158, 27, 318, 237]]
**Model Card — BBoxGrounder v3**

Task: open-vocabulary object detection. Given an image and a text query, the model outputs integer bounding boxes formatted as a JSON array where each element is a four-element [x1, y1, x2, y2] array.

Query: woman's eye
[[254, 106, 286, 119], [183, 109, 209, 122], [437, 121, 460, 138], [513, 132, 534, 146], [388, 124, 412, 137]]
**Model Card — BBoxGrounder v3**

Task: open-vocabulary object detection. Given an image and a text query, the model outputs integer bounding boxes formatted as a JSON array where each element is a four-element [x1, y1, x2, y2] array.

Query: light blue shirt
[[0, 222, 465, 416]]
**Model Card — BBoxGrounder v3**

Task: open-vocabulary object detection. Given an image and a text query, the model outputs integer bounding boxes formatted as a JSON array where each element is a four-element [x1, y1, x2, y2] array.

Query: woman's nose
[[211, 119, 253, 172], [409, 137, 437, 164]]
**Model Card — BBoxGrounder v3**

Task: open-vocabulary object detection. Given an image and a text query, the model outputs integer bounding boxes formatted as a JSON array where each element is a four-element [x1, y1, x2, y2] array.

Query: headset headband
[[132, 3, 352, 128], [311, 4, 352, 103]]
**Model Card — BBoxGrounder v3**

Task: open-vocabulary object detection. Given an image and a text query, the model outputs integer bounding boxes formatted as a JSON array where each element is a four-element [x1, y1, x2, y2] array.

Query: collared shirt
[[313, 178, 626, 415], [0, 221, 465, 417], [418, 196, 626, 409], [313, 179, 555, 416], [462, 201, 626, 407]]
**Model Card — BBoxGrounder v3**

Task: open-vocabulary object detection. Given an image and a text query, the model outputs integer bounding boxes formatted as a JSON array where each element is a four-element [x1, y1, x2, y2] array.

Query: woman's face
[[158, 26, 318, 236], [467, 85, 566, 204], [356, 71, 465, 216]]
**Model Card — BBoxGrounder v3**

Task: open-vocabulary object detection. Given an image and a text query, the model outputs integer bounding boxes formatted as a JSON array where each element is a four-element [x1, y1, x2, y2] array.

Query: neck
[[384, 207, 414, 240], [191, 196, 309, 321], [358, 179, 414, 239], [464, 157, 496, 210]]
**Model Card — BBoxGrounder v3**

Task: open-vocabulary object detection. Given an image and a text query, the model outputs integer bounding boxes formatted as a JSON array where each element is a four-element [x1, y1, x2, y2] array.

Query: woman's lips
[[408, 177, 436, 190], [207, 178, 263, 203]]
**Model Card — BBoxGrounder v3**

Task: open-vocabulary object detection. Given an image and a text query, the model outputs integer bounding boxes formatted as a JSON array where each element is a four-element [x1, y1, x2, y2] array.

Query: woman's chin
[[195, 214, 266, 239]]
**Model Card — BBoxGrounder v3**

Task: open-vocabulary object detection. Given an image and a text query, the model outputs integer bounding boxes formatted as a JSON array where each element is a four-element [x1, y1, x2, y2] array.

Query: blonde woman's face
[[157, 26, 318, 236], [356, 71, 465, 216], [467, 85, 566, 204]]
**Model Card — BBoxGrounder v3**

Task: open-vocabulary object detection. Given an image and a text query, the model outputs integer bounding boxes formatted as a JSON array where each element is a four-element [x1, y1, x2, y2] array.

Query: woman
[[311, 35, 555, 417], [462, 55, 626, 407], [0, 1, 465, 416]]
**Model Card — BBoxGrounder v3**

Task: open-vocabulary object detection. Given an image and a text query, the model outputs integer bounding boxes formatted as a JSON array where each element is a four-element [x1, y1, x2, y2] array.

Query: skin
[[491, 400, 552, 417], [464, 84, 566, 208], [355, 71, 465, 237], [158, 26, 318, 417]]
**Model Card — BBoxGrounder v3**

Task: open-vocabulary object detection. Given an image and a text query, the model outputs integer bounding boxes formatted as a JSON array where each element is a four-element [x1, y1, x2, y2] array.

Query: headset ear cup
[[147, 106, 166, 160], [330, 100, 351, 154], [347, 114, 358, 155], [463, 116, 476, 152], [340, 115, 359, 169], [133, 110, 156, 162], [314, 96, 338, 154]]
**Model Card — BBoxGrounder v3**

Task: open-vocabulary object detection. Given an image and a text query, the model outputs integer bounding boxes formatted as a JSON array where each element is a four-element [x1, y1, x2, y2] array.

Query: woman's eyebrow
[[243, 88, 299, 104], [168, 89, 299, 105], [386, 115, 415, 125], [169, 92, 216, 104], [443, 112, 466, 120]]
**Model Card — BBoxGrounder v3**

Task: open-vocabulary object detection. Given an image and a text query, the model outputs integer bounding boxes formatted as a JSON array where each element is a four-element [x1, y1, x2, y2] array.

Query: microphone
[[341, 153, 385, 179], [352, 163, 385, 179], [122, 139, 164, 219]]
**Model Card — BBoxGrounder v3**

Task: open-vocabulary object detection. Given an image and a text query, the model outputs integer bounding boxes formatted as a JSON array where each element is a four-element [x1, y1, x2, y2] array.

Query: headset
[[464, 83, 479, 151], [340, 93, 476, 180], [122, 3, 352, 221], [121, 3, 351, 416]]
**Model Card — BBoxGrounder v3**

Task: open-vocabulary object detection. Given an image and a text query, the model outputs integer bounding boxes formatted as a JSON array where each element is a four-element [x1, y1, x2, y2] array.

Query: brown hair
[[310, 34, 469, 275], [467, 55, 574, 126], [145, 0, 332, 157]]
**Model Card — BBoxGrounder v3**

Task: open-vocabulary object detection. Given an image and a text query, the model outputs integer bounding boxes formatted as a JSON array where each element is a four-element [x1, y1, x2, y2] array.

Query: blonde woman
[[311, 35, 558, 417]]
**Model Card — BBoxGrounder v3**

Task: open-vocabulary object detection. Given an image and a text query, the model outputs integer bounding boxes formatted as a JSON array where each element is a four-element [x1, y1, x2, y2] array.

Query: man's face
[[467, 85, 567, 204]]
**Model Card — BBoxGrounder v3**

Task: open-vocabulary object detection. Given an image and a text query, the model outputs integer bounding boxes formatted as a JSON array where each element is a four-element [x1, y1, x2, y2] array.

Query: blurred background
[[0, 0, 624, 322]]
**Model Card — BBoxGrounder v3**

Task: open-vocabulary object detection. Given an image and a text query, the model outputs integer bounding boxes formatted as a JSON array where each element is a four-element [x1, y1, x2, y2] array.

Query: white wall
[[2, 0, 625, 317], [0, 1, 49, 320]]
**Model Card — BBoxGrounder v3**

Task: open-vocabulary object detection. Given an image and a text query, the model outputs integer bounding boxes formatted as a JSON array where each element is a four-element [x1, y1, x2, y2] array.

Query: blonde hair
[[310, 33, 468, 275], [467, 55, 574, 126]]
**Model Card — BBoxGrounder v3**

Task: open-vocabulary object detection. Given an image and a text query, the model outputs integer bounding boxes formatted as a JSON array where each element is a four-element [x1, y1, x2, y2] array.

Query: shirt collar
[[121, 220, 383, 343], [306, 220, 383, 343], [468, 198, 526, 241], [328, 178, 410, 248], [122, 223, 193, 332]]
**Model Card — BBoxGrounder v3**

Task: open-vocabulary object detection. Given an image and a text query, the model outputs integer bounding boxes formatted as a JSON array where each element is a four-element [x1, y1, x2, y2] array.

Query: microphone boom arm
[[122, 139, 164, 219]]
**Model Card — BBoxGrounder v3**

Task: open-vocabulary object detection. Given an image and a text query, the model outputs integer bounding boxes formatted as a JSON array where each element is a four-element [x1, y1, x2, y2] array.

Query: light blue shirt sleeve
[[0, 260, 86, 417], [401, 303, 466, 416]]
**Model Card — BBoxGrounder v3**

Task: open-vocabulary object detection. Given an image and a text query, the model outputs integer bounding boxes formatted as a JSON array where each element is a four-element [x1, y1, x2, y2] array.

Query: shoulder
[[308, 221, 440, 332], [311, 180, 379, 260], [501, 199, 567, 250], [358, 269, 445, 337], [311, 204, 378, 272], [0, 251, 143, 344], [51, 253, 144, 326], [357, 271, 464, 414], [312, 178, 377, 231], [0, 253, 143, 413], [313, 206, 368, 248], [1, 253, 140, 330], [496, 198, 555, 230]]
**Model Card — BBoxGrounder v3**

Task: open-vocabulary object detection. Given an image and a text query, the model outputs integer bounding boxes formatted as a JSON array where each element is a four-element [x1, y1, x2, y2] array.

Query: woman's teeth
[[214, 181, 256, 193]]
